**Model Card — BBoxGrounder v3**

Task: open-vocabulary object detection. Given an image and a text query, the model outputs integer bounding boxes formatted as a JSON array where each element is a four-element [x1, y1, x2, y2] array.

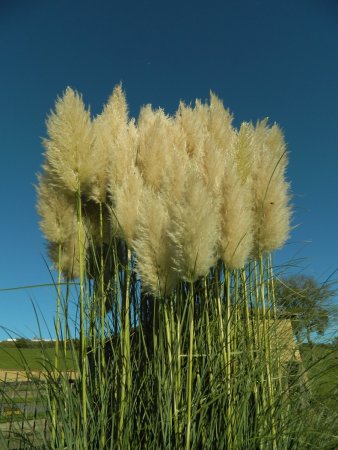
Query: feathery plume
[[218, 157, 254, 269], [43, 87, 94, 194], [235, 122, 256, 183], [176, 101, 206, 164], [168, 165, 219, 282], [201, 93, 235, 194], [208, 93, 234, 151], [48, 221, 89, 280], [94, 84, 137, 203], [133, 188, 178, 297], [136, 105, 177, 193], [112, 165, 144, 248], [37, 173, 89, 279], [36, 173, 76, 245], [176, 95, 235, 195], [250, 120, 292, 253]]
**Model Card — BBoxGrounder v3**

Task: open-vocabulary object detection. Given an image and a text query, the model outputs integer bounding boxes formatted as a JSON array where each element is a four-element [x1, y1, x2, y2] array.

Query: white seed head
[[43, 87, 94, 193], [133, 188, 178, 297], [96, 84, 138, 197], [112, 165, 145, 248], [36, 173, 77, 245], [168, 165, 219, 281], [250, 120, 292, 253], [218, 158, 254, 269]]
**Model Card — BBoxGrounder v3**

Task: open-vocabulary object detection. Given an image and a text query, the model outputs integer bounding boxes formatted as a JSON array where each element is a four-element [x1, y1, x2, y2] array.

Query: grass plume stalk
[[76, 185, 88, 445], [98, 200, 107, 450], [185, 281, 195, 450], [51, 242, 62, 447], [258, 253, 278, 450], [225, 269, 233, 448], [118, 247, 132, 449]]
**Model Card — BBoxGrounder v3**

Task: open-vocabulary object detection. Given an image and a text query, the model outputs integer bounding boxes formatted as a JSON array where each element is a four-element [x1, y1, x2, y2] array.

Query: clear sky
[[0, 0, 337, 340]]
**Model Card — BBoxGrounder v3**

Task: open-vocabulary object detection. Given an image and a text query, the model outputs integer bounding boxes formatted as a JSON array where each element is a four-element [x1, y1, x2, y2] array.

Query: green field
[[0, 343, 336, 407], [300, 344, 338, 413], [1, 343, 336, 402], [0, 346, 75, 371]]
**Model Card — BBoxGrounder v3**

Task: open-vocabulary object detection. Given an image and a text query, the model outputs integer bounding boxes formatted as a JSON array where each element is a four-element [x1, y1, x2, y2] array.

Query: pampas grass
[[218, 153, 253, 270], [136, 105, 167, 190], [95, 84, 138, 200], [250, 120, 292, 254], [43, 87, 94, 195], [30, 86, 336, 450], [133, 187, 178, 296], [168, 165, 219, 281], [112, 164, 144, 248]]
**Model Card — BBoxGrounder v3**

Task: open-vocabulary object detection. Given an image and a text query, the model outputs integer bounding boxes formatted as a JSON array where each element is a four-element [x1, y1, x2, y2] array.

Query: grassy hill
[[0, 344, 76, 371]]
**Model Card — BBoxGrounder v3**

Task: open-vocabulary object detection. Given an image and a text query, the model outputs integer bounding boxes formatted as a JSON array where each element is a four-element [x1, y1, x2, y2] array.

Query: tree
[[330, 336, 338, 349], [274, 275, 336, 344], [15, 337, 33, 348]]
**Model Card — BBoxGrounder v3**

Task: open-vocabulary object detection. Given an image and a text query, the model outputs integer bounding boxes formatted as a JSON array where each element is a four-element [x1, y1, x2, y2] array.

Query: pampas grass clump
[[31, 85, 319, 450]]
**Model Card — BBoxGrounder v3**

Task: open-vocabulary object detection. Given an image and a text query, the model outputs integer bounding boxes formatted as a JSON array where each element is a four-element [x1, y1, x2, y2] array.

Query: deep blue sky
[[0, 0, 337, 340]]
